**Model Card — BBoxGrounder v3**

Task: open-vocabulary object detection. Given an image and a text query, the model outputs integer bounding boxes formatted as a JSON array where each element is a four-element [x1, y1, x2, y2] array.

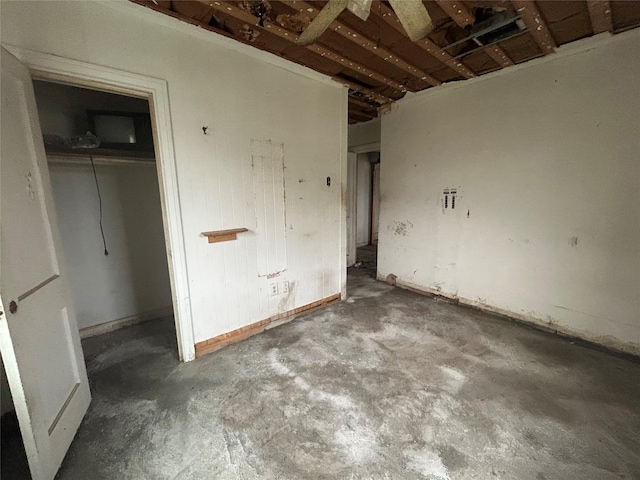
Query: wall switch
[[281, 281, 289, 293], [269, 283, 278, 296]]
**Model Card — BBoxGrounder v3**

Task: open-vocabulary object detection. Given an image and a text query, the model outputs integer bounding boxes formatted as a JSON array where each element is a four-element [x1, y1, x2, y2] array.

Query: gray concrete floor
[[3, 273, 640, 479], [352, 244, 378, 279]]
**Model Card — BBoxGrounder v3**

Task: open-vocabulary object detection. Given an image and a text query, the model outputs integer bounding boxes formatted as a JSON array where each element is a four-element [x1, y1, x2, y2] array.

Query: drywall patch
[[252, 139, 287, 277]]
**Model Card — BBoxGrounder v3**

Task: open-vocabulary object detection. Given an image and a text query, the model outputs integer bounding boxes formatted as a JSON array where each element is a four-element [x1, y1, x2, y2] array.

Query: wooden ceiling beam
[[432, 0, 514, 69], [135, 1, 394, 106], [348, 96, 377, 111], [434, 0, 474, 28], [376, 3, 476, 79], [331, 76, 393, 105], [349, 110, 374, 122], [307, 44, 407, 92], [483, 44, 515, 67], [510, 0, 556, 54], [197, 0, 409, 94], [132, 1, 233, 38], [587, 0, 613, 34], [281, 0, 441, 87]]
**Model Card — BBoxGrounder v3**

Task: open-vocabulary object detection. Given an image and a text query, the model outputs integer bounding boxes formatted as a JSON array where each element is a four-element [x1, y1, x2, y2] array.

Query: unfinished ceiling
[[133, 0, 640, 123]]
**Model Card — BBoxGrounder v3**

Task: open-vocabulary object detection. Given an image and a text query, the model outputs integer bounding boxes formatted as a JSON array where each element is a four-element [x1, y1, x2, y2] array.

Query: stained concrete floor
[[3, 274, 640, 479], [352, 244, 378, 278]]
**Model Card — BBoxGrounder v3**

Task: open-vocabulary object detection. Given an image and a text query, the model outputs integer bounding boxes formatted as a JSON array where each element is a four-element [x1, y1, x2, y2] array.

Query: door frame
[[347, 142, 381, 259], [346, 152, 357, 267], [370, 160, 380, 246], [5, 46, 195, 361]]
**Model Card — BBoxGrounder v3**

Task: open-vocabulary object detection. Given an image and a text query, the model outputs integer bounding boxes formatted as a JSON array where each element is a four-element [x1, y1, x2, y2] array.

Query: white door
[[0, 47, 91, 480]]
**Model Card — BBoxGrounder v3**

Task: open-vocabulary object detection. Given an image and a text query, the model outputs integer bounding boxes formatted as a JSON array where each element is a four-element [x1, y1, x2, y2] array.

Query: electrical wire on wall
[[89, 152, 109, 256], [68, 132, 109, 256]]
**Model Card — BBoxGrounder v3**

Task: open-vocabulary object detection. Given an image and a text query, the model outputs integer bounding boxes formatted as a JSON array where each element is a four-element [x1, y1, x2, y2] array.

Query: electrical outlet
[[281, 281, 289, 293], [269, 283, 278, 296]]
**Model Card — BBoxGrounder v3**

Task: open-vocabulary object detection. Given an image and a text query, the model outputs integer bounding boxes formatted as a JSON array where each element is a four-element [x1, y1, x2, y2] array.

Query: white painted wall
[[48, 162, 172, 330], [2, 0, 346, 346], [348, 118, 381, 150], [379, 31, 640, 355]]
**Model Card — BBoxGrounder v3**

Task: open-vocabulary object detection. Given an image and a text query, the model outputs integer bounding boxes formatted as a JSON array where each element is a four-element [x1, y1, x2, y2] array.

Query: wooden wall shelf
[[45, 146, 154, 160], [202, 228, 248, 243]]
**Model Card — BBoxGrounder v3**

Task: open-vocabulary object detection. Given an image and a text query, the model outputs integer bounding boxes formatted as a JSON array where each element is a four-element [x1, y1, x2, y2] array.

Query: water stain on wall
[[390, 220, 414, 236]]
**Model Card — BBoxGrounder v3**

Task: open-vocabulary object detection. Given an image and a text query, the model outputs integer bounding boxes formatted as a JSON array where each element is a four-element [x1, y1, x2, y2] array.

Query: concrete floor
[[353, 244, 378, 277], [3, 274, 640, 479]]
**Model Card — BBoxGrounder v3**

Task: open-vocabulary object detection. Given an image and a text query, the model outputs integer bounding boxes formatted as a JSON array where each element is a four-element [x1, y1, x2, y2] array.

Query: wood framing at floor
[[194, 293, 342, 358]]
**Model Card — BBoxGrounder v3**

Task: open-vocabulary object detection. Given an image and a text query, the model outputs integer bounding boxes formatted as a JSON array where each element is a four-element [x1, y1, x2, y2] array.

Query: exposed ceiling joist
[[375, 2, 476, 79], [296, 0, 347, 46], [484, 44, 515, 67], [307, 43, 407, 92], [197, 0, 409, 95], [281, 0, 441, 87], [331, 76, 393, 105], [132, 0, 640, 125], [433, 0, 516, 70], [587, 0, 614, 34], [349, 110, 373, 122], [348, 96, 376, 111], [132, 0, 236, 41], [434, 0, 474, 29], [511, 0, 557, 54]]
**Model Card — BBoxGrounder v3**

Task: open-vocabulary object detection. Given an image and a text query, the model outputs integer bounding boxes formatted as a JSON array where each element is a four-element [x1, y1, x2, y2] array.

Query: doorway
[[33, 81, 174, 339], [1, 78, 178, 480], [349, 150, 380, 278], [0, 47, 194, 479]]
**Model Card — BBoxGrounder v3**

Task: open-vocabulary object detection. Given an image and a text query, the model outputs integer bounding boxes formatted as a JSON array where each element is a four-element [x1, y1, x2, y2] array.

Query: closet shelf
[[45, 147, 155, 166], [202, 228, 249, 244]]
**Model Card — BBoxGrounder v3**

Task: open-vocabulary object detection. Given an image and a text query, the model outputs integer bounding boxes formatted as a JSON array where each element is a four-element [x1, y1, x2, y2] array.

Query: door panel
[[1, 72, 60, 294], [0, 47, 91, 480]]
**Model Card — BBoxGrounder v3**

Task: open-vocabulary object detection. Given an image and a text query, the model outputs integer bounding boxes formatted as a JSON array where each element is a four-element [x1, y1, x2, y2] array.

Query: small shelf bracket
[[201, 228, 249, 244]]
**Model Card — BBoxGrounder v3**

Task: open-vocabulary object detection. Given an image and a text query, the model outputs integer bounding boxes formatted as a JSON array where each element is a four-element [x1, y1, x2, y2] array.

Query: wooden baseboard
[[195, 293, 341, 358], [79, 306, 174, 339]]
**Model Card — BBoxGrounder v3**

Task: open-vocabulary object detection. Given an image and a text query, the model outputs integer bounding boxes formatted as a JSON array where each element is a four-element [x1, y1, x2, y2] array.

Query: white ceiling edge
[[396, 28, 640, 107], [102, 0, 344, 90], [349, 117, 381, 127]]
